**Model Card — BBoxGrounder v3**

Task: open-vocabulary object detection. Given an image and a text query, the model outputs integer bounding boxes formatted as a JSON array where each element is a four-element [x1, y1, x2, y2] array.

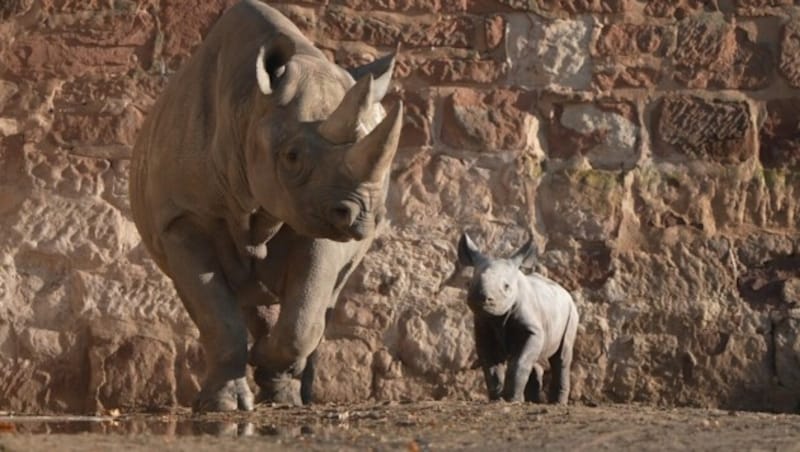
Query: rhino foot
[[192, 377, 254, 413], [255, 371, 302, 406]]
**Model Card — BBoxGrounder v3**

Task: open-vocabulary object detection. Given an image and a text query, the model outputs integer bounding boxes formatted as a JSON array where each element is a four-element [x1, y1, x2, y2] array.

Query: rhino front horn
[[345, 101, 404, 183], [318, 75, 374, 144]]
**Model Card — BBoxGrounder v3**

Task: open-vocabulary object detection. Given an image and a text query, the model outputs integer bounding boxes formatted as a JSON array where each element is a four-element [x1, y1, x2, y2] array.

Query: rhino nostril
[[330, 202, 358, 228]]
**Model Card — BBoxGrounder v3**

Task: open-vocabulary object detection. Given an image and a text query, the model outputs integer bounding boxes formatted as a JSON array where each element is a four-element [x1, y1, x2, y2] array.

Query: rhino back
[[130, 0, 325, 257]]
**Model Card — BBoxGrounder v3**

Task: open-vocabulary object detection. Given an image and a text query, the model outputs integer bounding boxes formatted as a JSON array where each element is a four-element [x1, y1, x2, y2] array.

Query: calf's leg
[[474, 317, 505, 401], [503, 332, 544, 402], [548, 311, 578, 405], [524, 363, 544, 402]]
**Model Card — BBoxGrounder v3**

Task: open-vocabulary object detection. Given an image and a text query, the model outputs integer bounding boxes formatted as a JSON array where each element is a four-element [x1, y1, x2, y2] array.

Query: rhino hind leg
[[162, 218, 253, 412], [524, 363, 544, 402], [548, 313, 578, 405], [299, 348, 317, 404]]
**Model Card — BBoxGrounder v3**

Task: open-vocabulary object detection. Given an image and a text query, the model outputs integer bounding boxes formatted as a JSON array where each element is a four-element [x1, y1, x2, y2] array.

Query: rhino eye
[[283, 148, 300, 164], [503, 283, 510, 291], [280, 147, 310, 185]]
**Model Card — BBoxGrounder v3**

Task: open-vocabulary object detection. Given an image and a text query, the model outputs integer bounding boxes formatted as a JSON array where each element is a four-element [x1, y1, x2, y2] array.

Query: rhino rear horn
[[344, 101, 403, 183], [318, 74, 374, 144], [348, 51, 397, 103], [256, 34, 296, 95]]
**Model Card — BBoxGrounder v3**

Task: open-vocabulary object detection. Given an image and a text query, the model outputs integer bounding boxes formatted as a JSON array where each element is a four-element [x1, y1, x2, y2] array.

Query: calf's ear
[[458, 232, 483, 267], [510, 236, 536, 269]]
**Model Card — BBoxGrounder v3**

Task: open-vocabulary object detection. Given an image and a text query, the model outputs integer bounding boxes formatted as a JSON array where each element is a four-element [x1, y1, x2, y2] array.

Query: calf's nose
[[472, 289, 493, 304]]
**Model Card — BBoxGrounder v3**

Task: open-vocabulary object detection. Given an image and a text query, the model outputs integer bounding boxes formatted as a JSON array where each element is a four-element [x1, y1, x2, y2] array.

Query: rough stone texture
[[780, 18, 800, 88], [672, 15, 773, 89], [2, 0, 800, 416], [545, 101, 640, 169], [479, 0, 632, 15], [440, 89, 535, 151], [644, 0, 719, 18], [594, 23, 673, 58], [506, 14, 593, 89], [653, 96, 754, 164], [760, 98, 800, 169]]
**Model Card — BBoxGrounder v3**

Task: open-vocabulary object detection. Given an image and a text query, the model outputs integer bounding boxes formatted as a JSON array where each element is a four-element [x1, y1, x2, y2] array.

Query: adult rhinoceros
[[129, 0, 403, 412]]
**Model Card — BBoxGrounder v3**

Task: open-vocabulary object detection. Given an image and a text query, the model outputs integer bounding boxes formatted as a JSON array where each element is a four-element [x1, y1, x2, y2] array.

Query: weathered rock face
[[1, 0, 799, 414]]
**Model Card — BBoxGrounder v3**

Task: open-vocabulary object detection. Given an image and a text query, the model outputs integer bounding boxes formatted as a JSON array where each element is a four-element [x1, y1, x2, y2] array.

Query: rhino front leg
[[162, 218, 253, 412], [524, 363, 544, 403], [246, 305, 319, 405], [253, 307, 325, 405], [474, 317, 505, 401], [251, 242, 336, 405], [503, 332, 544, 402]]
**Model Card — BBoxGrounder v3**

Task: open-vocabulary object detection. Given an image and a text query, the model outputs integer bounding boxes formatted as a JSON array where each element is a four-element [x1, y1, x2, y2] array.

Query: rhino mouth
[[306, 212, 368, 242], [328, 222, 368, 242]]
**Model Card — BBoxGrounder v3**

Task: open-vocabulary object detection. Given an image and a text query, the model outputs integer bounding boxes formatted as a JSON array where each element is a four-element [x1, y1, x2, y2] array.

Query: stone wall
[[1, 0, 800, 413]]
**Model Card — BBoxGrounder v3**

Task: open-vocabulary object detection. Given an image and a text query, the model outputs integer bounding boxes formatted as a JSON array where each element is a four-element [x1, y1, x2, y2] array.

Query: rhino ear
[[347, 51, 396, 103], [510, 236, 536, 269], [256, 34, 296, 95], [458, 232, 484, 268]]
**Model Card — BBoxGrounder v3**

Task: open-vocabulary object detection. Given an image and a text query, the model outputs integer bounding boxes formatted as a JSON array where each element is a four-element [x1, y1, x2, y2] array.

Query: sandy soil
[[1, 402, 799, 451]]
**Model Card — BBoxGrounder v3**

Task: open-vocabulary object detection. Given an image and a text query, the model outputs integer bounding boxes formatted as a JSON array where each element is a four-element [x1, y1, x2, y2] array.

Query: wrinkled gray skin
[[130, 0, 403, 412], [457, 234, 579, 404]]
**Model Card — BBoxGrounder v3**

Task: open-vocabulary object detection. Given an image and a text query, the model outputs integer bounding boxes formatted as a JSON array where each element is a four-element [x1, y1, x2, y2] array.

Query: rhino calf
[[456, 233, 579, 404]]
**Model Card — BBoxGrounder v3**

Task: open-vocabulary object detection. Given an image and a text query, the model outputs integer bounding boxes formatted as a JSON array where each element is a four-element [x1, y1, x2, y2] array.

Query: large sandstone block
[[396, 56, 507, 85], [441, 89, 536, 152], [329, 0, 468, 12], [653, 95, 754, 164], [313, 339, 373, 403], [760, 98, 800, 169], [536, 168, 625, 243], [385, 89, 433, 147], [672, 15, 772, 89], [321, 8, 478, 48], [158, 0, 238, 67], [87, 323, 178, 412], [644, 0, 718, 17], [506, 14, 593, 89], [545, 101, 640, 169], [780, 18, 800, 88], [475, 0, 632, 15], [591, 22, 672, 90], [396, 307, 475, 376]]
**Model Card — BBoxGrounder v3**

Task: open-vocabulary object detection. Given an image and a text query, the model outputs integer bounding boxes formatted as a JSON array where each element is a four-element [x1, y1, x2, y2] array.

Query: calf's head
[[246, 36, 403, 242], [457, 233, 536, 316]]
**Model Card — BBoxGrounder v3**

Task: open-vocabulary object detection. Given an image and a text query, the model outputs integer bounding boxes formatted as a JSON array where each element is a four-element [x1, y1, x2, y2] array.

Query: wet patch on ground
[[0, 402, 799, 451]]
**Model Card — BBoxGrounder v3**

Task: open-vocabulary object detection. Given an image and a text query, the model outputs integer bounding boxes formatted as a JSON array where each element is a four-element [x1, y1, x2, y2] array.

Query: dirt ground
[[1, 402, 799, 451]]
